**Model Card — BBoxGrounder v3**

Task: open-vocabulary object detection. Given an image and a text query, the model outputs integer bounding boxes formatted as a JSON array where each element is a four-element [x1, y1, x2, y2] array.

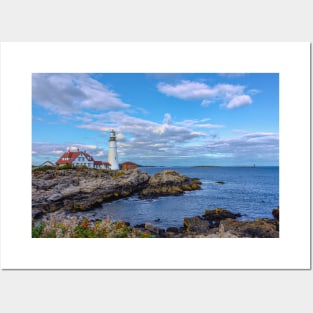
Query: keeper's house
[[56, 149, 110, 169]]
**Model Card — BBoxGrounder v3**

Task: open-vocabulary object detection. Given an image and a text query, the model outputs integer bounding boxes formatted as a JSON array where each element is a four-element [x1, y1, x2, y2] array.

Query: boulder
[[202, 208, 241, 226], [140, 170, 201, 198], [144, 222, 160, 234], [272, 207, 279, 220], [166, 227, 179, 233], [221, 218, 279, 238], [183, 216, 210, 233]]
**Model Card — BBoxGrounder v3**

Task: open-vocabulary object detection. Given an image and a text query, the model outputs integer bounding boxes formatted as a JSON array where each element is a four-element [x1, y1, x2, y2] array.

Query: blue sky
[[32, 73, 279, 166]]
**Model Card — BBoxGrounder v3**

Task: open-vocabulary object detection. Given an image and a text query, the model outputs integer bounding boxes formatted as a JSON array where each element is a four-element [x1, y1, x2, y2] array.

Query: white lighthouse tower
[[108, 129, 119, 170]]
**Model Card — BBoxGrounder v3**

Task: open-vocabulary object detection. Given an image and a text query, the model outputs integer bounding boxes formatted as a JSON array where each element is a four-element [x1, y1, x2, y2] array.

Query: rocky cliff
[[32, 168, 201, 218]]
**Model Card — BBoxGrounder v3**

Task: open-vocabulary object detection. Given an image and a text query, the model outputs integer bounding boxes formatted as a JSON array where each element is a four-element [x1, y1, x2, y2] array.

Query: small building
[[94, 161, 111, 169], [56, 149, 95, 168], [56, 149, 112, 169], [120, 161, 138, 171], [39, 161, 56, 167]]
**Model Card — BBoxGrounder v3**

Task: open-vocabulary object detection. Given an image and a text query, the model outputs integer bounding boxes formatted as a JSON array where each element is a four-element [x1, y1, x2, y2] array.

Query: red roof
[[83, 152, 95, 161], [94, 161, 111, 166], [56, 151, 80, 165], [56, 150, 95, 165]]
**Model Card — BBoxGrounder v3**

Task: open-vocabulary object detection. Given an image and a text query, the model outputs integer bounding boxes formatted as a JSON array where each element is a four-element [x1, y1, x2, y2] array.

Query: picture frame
[[0, 42, 310, 269]]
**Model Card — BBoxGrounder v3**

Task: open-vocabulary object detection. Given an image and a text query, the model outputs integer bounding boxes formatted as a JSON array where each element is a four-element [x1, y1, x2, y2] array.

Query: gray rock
[[32, 168, 150, 215], [32, 168, 201, 218], [47, 193, 63, 201], [183, 216, 210, 233], [140, 170, 201, 197], [144, 222, 160, 234]]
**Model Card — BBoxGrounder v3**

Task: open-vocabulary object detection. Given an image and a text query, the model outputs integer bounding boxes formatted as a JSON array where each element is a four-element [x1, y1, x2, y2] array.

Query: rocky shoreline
[[33, 207, 279, 238], [32, 168, 201, 219], [132, 207, 279, 238], [32, 167, 279, 238]]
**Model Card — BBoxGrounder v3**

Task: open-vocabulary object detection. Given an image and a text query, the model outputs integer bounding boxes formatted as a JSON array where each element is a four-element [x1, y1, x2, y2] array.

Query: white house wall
[[72, 153, 93, 167]]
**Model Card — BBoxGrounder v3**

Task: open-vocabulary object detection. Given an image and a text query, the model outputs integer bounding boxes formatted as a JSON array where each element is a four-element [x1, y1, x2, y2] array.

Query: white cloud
[[163, 113, 172, 124], [206, 132, 279, 161], [33, 129, 278, 166], [201, 99, 212, 106], [175, 118, 224, 129], [95, 151, 104, 157], [32, 74, 130, 115], [76, 112, 209, 162], [157, 80, 216, 100], [34, 110, 277, 166], [85, 145, 97, 150], [157, 80, 252, 109], [116, 133, 125, 140], [226, 95, 252, 109], [196, 123, 224, 129]]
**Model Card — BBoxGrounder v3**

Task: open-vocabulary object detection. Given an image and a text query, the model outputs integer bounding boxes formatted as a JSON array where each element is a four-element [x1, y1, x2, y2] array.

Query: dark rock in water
[[154, 218, 161, 222], [215, 181, 225, 184], [272, 207, 279, 220], [133, 223, 146, 228], [202, 208, 241, 226], [166, 227, 179, 233], [184, 216, 210, 233], [158, 229, 167, 238], [272, 207, 279, 231]]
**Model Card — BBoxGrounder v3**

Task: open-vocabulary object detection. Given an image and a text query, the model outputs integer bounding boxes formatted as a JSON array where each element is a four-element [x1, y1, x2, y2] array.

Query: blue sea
[[76, 166, 279, 228]]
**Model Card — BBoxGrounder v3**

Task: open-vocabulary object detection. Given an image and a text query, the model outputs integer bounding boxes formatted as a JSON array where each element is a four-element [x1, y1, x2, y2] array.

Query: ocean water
[[76, 166, 279, 229]]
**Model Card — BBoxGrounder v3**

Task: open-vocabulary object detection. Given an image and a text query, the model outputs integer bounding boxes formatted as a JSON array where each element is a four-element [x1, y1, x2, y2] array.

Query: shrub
[[56, 164, 73, 170], [32, 215, 155, 238], [32, 221, 45, 237], [32, 165, 54, 172]]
